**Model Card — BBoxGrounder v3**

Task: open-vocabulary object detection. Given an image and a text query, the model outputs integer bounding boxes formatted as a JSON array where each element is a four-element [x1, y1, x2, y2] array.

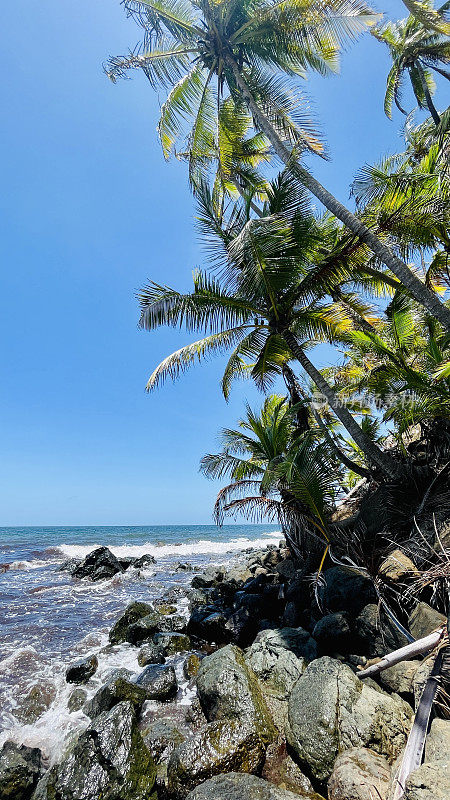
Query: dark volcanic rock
[[127, 612, 186, 645], [133, 554, 157, 569], [109, 601, 153, 645], [65, 654, 98, 685], [137, 643, 165, 667], [317, 566, 377, 616], [31, 701, 156, 800], [84, 672, 146, 719], [72, 547, 124, 582], [67, 687, 87, 712], [183, 653, 202, 680], [0, 740, 41, 800], [58, 558, 82, 575], [355, 604, 409, 658], [143, 719, 186, 763], [187, 606, 232, 644], [313, 613, 353, 655], [153, 632, 191, 656], [185, 773, 303, 800], [136, 664, 178, 701]]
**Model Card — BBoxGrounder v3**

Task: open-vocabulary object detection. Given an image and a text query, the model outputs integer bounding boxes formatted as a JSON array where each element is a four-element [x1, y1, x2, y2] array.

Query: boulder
[[167, 719, 268, 798], [153, 601, 178, 615], [153, 632, 191, 656], [328, 747, 391, 800], [65, 654, 98, 685], [136, 664, 178, 701], [425, 718, 450, 763], [408, 602, 446, 639], [184, 654, 202, 680], [245, 628, 313, 699], [185, 773, 306, 800], [287, 657, 412, 781], [0, 741, 41, 800], [318, 567, 376, 616], [15, 681, 56, 724], [109, 601, 153, 645], [196, 644, 275, 745], [137, 643, 165, 667], [378, 549, 419, 583], [31, 701, 156, 800], [187, 607, 232, 644], [380, 660, 419, 697], [192, 566, 225, 589], [262, 739, 322, 798], [355, 604, 409, 658], [58, 558, 81, 575], [224, 607, 253, 646], [143, 719, 186, 763], [313, 613, 353, 655], [72, 547, 123, 581], [84, 672, 146, 718], [127, 612, 186, 645], [67, 687, 87, 712], [133, 554, 156, 569], [403, 760, 450, 800]]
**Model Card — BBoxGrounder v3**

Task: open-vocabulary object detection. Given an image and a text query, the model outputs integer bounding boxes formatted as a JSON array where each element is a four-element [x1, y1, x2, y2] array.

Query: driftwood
[[357, 627, 445, 679]]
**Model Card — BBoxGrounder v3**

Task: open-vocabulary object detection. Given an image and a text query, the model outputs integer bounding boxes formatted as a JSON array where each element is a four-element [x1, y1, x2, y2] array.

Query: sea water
[[0, 525, 280, 764]]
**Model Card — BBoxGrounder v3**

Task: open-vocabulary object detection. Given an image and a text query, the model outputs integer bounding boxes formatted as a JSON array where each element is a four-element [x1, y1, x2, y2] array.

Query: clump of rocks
[[59, 546, 156, 582]]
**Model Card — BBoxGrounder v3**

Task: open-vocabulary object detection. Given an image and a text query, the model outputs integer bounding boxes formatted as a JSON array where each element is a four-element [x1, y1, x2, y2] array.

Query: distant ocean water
[[0, 524, 280, 764]]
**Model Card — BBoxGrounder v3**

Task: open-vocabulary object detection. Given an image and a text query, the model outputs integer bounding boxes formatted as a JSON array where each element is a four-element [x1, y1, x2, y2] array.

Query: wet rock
[[287, 657, 412, 781], [65, 654, 98, 685], [196, 644, 276, 745], [58, 558, 81, 575], [355, 604, 409, 658], [425, 718, 450, 763], [380, 660, 419, 697], [137, 643, 165, 667], [403, 760, 450, 800], [0, 740, 41, 800], [67, 687, 87, 712], [185, 772, 304, 800], [133, 553, 156, 569], [183, 653, 202, 679], [245, 628, 312, 699], [262, 739, 322, 798], [153, 632, 191, 656], [224, 607, 253, 646], [127, 612, 186, 645], [192, 566, 225, 589], [378, 549, 419, 583], [328, 747, 391, 800], [136, 664, 178, 701], [408, 602, 446, 639], [72, 546, 124, 582], [318, 567, 376, 616], [153, 601, 178, 615], [108, 601, 153, 645], [15, 681, 56, 724], [175, 563, 194, 573], [313, 613, 353, 655], [226, 565, 253, 583], [167, 719, 268, 798], [31, 701, 156, 800], [187, 607, 232, 644], [84, 673, 146, 719], [143, 719, 186, 763]]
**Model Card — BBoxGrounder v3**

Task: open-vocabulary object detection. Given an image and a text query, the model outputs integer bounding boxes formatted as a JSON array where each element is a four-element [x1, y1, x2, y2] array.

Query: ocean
[[0, 524, 280, 764]]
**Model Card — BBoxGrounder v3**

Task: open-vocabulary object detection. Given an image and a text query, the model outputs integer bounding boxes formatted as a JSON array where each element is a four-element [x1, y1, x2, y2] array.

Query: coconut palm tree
[[138, 175, 402, 478], [374, 1, 450, 126], [107, 0, 450, 330]]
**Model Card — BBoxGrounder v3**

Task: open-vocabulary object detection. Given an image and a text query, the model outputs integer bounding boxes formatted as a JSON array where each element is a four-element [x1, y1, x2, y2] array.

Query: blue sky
[[0, 0, 441, 525]]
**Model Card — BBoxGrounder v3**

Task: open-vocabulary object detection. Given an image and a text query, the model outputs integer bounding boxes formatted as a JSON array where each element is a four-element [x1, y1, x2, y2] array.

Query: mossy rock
[[109, 601, 153, 645]]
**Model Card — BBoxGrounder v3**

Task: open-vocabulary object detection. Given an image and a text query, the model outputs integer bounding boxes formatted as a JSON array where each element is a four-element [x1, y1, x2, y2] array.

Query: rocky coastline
[[1, 541, 448, 800]]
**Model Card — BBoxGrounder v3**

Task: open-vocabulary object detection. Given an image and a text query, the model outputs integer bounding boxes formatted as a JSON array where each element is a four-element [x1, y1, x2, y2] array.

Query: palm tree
[[138, 175, 402, 478], [373, 2, 450, 126], [107, 0, 450, 331]]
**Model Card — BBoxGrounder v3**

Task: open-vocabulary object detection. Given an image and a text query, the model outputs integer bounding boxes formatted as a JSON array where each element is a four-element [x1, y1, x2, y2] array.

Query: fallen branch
[[357, 627, 445, 679]]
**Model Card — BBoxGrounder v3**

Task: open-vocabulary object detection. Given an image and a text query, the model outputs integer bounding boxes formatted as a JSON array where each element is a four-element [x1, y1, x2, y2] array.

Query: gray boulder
[[136, 664, 178, 701], [262, 740, 323, 798], [67, 687, 87, 712], [328, 747, 391, 800], [142, 719, 186, 763], [65, 654, 98, 685], [153, 632, 191, 656], [84, 672, 146, 718], [15, 681, 56, 724], [137, 643, 165, 667], [403, 760, 450, 800], [31, 701, 156, 800], [72, 547, 123, 582], [127, 612, 186, 645], [0, 741, 41, 800], [109, 601, 153, 645], [380, 660, 419, 697], [287, 657, 412, 781], [408, 602, 446, 639], [185, 773, 306, 800], [425, 718, 450, 763], [245, 628, 313, 699]]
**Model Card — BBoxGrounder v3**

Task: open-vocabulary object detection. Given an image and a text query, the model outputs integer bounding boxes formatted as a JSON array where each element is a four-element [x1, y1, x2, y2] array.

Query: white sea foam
[[4, 559, 58, 571], [56, 532, 281, 561]]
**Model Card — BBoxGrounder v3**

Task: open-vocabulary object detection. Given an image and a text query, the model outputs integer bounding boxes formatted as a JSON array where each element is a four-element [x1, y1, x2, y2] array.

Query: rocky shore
[[1, 542, 449, 800]]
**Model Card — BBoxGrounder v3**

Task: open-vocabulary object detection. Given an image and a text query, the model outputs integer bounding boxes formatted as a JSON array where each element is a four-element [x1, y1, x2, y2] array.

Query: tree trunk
[[227, 59, 450, 333], [417, 62, 441, 127], [281, 329, 401, 479]]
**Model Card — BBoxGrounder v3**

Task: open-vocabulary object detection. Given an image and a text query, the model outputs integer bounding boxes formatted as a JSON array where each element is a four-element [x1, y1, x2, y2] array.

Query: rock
[[192, 566, 225, 589], [318, 567, 376, 616], [153, 601, 178, 615], [287, 657, 412, 781], [153, 632, 191, 656], [355, 604, 409, 658], [328, 747, 391, 800], [425, 718, 450, 763], [67, 687, 87, 712], [276, 559, 297, 581], [378, 549, 419, 583], [226, 565, 253, 584], [31, 701, 156, 800], [143, 719, 186, 763], [65, 654, 98, 684], [109, 601, 153, 645], [187, 607, 232, 644], [413, 658, 435, 709], [262, 739, 321, 798], [72, 546, 124, 581], [15, 682, 56, 724], [245, 628, 313, 699], [380, 660, 419, 697], [133, 553, 156, 569], [175, 563, 194, 572], [137, 643, 165, 667], [0, 741, 41, 800], [185, 772, 305, 800], [224, 607, 253, 646], [313, 613, 353, 655], [184, 654, 202, 680], [196, 644, 275, 744], [281, 601, 302, 628], [127, 612, 186, 645], [84, 673, 146, 718], [167, 719, 268, 798], [136, 664, 178, 701], [408, 602, 446, 639], [403, 760, 450, 800], [58, 558, 81, 575]]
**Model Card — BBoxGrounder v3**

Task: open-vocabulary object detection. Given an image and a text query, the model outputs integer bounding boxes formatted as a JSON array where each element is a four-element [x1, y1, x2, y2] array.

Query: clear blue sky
[[0, 0, 440, 525]]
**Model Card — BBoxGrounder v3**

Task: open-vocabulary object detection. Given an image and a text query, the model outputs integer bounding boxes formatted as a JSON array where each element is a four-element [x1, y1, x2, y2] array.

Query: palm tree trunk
[[227, 59, 450, 333], [281, 329, 401, 479], [417, 63, 441, 126]]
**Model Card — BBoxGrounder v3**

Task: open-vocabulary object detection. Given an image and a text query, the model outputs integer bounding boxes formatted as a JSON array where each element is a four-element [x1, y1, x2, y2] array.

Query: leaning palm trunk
[[227, 59, 450, 333], [282, 329, 401, 478]]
